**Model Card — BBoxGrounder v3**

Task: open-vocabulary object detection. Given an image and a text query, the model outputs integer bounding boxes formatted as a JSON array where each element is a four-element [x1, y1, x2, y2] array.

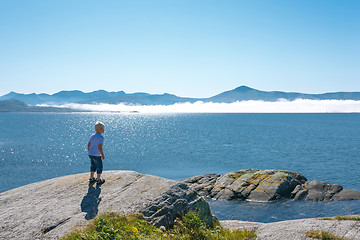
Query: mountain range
[[2, 86, 360, 107], [0, 99, 82, 112]]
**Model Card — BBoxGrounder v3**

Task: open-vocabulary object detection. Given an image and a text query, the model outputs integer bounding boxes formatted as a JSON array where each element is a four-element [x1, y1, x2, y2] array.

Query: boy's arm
[[98, 143, 105, 160], [87, 142, 91, 151]]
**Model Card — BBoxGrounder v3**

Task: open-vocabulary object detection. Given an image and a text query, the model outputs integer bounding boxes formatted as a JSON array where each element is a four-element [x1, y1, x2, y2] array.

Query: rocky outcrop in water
[[183, 169, 360, 202], [0, 171, 216, 240], [291, 180, 360, 201]]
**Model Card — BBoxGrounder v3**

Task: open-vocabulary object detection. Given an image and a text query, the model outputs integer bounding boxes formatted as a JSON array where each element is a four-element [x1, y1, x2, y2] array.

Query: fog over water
[[41, 99, 360, 113]]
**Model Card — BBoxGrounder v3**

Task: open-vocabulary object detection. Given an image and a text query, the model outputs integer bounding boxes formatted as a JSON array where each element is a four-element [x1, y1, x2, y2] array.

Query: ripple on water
[[207, 199, 360, 222]]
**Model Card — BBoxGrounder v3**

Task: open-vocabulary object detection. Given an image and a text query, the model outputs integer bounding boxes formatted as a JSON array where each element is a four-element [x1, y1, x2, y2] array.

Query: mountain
[[0, 90, 126, 105], [207, 86, 360, 102], [207, 86, 307, 102], [0, 99, 81, 112], [0, 90, 199, 106], [2, 86, 360, 106], [79, 93, 198, 105], [0, 99, 29, 112]]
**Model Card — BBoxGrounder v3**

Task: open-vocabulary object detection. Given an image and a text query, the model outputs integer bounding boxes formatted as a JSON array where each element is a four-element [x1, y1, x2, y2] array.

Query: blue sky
[[0, 0, 359, 97]]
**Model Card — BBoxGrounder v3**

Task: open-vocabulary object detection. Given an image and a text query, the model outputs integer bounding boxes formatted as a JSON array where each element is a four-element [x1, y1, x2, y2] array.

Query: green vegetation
[[229, 169, 258, 179], [319, 216, 360, 221], [305, 230, 350, 240], [171, 211, 256, 240], [60, 211, 257, 240], [59, 213, 159, 240]]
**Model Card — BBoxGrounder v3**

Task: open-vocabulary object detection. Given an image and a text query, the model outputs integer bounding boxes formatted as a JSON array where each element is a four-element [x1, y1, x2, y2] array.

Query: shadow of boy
[[80, 184, 102, 220]]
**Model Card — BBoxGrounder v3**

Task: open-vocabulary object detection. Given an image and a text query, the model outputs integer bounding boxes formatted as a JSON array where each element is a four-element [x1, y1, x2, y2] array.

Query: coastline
[[1, 170, 360, 239]]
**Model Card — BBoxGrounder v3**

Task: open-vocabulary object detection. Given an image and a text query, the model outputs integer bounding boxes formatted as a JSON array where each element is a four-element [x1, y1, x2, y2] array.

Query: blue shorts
[[89, 155, 103, 174]]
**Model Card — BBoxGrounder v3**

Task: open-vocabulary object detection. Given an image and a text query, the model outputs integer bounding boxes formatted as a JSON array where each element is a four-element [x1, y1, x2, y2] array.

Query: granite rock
[[221, 216, 360, 240], [0, 171, 215, 240], [184, 169, 307, 202], [143, 182, 217, 228], [291, 180, 360, 201], [184, 169, 360, 202], [182, 174, 220, 197]]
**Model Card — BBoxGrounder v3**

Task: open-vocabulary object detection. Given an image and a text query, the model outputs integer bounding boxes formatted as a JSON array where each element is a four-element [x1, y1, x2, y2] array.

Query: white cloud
[[39, 99, 360, 113]]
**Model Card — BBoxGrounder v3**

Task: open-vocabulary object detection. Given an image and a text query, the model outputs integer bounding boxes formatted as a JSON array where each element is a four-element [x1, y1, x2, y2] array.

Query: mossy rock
[[211, 169, 307, 201], [184, 169, 360, 202], [228, 169, 260, 180]]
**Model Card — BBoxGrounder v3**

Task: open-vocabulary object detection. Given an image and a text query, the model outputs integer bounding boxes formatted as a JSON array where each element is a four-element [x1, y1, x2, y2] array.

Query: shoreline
[[1, 170, 359, 239]]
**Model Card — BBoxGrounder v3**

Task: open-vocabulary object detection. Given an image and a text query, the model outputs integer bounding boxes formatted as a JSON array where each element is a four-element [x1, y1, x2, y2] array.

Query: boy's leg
[[96, 158, 103, 180], [89, 156, 97, 180]]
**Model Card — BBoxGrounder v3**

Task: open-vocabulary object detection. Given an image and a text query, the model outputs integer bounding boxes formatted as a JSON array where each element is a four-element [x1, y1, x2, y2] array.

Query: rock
[[184, 169, 360, 202], [184, 169, 307, 202], [182, 174, 220, 196], [1, 169, 359, 239], [330, 189, 360, 201], [291, 180, 360, 201], [221, 216, 360, 240], [220, 220, 264, 231], [0, 171, 216, 240], [142, 182, 217, 228], [291, 189, 309, 201]]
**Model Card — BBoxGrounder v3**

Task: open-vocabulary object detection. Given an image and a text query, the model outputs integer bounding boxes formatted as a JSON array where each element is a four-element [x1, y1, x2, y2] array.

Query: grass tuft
[[305, 230, 350, 240], [60, 211, 257, 240], [319, 215, 360, 221]]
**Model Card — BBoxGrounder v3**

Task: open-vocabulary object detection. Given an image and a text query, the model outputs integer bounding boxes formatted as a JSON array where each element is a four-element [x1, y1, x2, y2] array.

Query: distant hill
[[207, 86, 360, 102], [79, 93, 198, 105], [0, 90, 200, 106], [0, 90, 126, 105], [0, 99, 80, 112], [2, 86, 360, 107]]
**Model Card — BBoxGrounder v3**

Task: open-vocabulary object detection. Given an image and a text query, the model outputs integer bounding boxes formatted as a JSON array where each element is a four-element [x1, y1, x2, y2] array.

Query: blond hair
[[95, 122, 105, 133]]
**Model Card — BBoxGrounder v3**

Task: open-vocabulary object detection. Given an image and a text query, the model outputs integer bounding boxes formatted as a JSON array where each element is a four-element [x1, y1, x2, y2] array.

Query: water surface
[[1, 112, 359, 221]]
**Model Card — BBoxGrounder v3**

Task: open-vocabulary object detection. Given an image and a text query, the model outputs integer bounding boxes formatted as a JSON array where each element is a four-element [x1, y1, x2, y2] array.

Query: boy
[[88, 122, 105, 184]]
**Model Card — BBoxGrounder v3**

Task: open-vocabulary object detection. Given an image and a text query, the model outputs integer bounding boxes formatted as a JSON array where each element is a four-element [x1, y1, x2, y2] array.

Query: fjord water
[[1, 113, 359, 222]]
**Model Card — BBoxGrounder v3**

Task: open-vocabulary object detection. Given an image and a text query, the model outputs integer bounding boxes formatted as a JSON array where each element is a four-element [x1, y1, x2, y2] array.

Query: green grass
[[60, 211, 257, 240], [319, 216, 360, 221], [305, 230, 350, 240], [59, 213, 161, 240]]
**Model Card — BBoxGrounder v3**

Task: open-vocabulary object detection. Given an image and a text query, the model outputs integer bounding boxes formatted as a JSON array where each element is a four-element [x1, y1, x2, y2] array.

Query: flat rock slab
[[221, 217, 360, 240], [0, 170, 214, 240]]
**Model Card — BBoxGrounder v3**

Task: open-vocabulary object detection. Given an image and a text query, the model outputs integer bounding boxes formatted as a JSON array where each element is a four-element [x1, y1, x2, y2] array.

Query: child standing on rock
[[88, 122, 106, 184]]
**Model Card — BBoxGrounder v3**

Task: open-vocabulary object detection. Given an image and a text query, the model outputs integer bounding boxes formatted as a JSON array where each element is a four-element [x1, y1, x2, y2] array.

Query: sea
[[1, 112, 359, 222]]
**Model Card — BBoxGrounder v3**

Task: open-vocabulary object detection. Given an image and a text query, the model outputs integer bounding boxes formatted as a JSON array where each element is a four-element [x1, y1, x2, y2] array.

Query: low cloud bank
[[40, 99, 360, 113]]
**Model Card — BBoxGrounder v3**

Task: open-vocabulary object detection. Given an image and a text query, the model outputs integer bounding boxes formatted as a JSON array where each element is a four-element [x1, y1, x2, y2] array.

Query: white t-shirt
[[88, 133, 104, 156]]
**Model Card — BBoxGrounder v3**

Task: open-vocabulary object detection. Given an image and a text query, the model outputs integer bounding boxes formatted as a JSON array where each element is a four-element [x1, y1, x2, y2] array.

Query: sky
[[0, 0, 359, 98]]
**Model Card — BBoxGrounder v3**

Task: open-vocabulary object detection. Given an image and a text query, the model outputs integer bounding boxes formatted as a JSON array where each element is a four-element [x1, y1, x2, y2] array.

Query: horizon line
[[3, 85, 360, 99]]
